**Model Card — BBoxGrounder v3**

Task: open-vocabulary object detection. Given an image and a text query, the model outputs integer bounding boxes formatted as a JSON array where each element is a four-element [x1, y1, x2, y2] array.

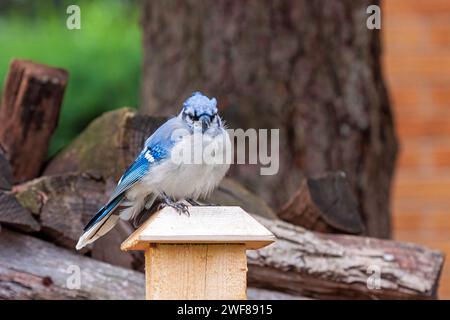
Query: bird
[[76, 92, 231, 250]]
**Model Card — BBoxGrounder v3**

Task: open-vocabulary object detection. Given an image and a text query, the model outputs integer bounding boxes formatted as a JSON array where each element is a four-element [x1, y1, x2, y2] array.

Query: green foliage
[[0, 1, 141, 156]]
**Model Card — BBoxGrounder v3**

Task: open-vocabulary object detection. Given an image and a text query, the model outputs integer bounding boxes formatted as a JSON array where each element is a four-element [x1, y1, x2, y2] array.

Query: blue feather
[[84, 194, 124, 231]]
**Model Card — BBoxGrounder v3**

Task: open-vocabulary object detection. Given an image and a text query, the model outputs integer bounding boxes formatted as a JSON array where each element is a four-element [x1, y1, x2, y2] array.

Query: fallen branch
[[0, 59, 68, 182], [0, 229, 144, 300], [248, 216, 445, 299]]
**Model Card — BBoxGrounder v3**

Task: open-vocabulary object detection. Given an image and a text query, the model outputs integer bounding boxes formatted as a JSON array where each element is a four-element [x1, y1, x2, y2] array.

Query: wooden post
[[0, 59, 68, 182], [121, 206, 275, 300]]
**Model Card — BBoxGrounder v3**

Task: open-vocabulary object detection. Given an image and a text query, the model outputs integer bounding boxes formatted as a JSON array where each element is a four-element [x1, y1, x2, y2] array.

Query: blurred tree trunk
[[140, 0, 398, 238]]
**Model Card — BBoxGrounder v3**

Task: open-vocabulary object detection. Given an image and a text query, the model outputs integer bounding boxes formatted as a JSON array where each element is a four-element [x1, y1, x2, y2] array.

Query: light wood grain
[[121, 206, 275, 250], [145, 244, 247, 300]]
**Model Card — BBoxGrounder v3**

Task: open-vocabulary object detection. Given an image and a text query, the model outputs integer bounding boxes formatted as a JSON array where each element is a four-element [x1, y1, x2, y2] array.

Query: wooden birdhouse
[[121, 206, 275, 300]]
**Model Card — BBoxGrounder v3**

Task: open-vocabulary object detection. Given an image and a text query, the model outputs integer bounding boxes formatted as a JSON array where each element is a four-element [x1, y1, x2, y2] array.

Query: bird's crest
[[182, 91, 217, 116]]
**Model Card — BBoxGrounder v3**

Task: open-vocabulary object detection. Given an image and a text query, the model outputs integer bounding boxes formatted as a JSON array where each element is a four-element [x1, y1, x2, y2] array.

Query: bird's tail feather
[[76, 195, 123, 250]]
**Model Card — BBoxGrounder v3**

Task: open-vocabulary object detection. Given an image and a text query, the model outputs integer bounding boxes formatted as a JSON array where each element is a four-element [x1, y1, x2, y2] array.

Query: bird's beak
[[199, 115, 210, 133]]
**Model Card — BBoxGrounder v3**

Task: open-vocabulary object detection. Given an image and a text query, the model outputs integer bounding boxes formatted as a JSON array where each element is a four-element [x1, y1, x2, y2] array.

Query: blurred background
[[0, 0, 449, 298], [383, 0, 450, 298], [0, 0, 141, 155]]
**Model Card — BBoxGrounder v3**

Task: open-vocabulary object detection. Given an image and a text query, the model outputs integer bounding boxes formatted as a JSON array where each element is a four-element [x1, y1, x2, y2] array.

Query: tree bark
[[0, 148, 12, 191], [248, 216, 444, 300], [140, 0, 398, 238], [247, 287, 308, 300], [0, 59, 68, 183], [0, 229, 145, 300], [0, 191, 40, 232], [278, 171, 364, 234]]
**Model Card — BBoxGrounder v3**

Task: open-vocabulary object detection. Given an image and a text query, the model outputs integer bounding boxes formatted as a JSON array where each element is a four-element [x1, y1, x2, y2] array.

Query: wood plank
[[121, 206, 275, 251], [145, 244, 246, 300]]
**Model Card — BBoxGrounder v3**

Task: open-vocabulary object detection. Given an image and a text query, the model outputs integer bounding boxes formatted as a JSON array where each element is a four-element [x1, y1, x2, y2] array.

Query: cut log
[[0, 59, 68, 182], [248, 216, 445, 300], [0, 229, 144, 300], [13, 172, 110, 247], [278, 172, 364, 234], [0, 192, 40, 232], [12, 172, 144, 270]]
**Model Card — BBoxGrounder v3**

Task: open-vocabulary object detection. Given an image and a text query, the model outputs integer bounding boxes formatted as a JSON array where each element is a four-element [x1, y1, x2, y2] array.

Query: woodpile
[[0, 60, 445, 299]]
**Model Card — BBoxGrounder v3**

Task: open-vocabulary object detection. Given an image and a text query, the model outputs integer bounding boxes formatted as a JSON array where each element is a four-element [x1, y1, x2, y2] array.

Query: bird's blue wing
[[107, 148, 158, 202], [83, 148, 161, 232], [144, 117, 188, 149], [106, 117, 186, 202]]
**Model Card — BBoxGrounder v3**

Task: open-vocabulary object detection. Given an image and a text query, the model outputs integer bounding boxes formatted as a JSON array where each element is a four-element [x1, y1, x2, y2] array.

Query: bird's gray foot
[[161, 193, 190, 216]]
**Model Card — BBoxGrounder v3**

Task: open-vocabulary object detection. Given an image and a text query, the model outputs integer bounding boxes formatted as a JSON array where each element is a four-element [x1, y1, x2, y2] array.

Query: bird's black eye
[[184, 113, 194, 122]]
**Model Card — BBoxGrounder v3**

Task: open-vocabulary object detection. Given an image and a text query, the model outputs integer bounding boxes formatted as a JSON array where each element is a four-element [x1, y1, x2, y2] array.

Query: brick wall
[[383, 0, 450, 298]]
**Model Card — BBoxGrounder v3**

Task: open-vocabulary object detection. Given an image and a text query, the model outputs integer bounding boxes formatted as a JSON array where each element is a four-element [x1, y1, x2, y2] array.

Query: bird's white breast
[[130, 129, 230, 202]]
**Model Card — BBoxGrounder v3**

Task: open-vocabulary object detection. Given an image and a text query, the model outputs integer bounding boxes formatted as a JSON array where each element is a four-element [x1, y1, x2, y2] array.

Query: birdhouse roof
[[121, 206, 275, 251]]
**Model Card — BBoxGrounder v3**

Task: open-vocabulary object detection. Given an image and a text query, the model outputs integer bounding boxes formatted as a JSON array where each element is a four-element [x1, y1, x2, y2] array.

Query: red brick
[[390, 86, 423, 109], [397, 117, 450, 138], [433, 146, 450, 168], [385, 0, 450, 15], [383, 24, 426, 52], [384, 55, 450, 80], [393, 210, 450, 230], [394, 176, 450, 199], [396, 146, 424, 169], [429, 24, 450, 49], [431, 87, 450, 107]]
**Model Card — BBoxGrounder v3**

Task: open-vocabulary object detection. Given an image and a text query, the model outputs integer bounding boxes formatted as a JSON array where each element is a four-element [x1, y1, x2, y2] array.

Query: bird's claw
[[160, 193, 190, 216], [170, 202, 190, 216]]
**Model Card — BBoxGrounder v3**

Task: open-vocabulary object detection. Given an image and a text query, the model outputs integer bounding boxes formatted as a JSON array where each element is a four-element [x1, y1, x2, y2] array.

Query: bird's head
[[180, 92, 221, 133]]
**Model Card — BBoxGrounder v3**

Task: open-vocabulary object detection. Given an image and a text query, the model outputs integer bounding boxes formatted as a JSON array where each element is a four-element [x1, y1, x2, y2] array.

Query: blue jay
[[76, 92, 230, 250]]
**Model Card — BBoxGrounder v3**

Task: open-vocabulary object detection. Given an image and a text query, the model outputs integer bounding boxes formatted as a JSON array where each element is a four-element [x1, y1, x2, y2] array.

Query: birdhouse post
[[121, 206, 275, 300]]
